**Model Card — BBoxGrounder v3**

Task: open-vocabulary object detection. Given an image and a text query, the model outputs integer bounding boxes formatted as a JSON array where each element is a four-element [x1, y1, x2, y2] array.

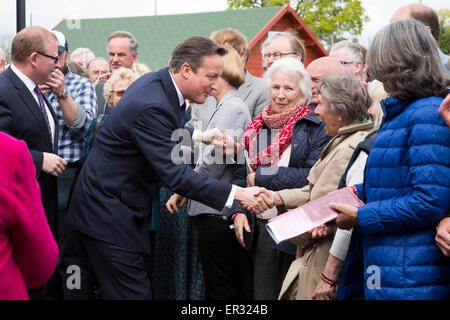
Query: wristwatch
[[58, 89, 69, 99]]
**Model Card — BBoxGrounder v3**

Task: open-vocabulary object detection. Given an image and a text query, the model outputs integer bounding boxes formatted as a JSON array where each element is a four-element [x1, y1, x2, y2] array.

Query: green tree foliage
[[227, 0, 369, 48], [438, 9, 450, 55]]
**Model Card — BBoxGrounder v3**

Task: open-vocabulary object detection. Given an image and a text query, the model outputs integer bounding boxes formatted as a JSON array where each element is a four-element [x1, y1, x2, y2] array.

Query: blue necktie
[[180, 102, 186, 125]]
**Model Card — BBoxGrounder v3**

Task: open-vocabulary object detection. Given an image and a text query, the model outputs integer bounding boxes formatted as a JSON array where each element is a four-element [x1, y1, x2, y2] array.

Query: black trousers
[[192, 214, 253, 300], [77, 231, 153, 300]]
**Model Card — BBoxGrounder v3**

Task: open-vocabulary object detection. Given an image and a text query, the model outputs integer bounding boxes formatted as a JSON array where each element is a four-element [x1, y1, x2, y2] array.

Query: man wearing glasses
[[261, 33, 306, 70], [329, 40, 368, 81], [0, 26, 67, 299]]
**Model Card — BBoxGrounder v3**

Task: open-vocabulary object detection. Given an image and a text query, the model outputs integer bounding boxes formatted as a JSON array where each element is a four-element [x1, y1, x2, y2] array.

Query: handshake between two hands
[[166, 186, 276, 215]]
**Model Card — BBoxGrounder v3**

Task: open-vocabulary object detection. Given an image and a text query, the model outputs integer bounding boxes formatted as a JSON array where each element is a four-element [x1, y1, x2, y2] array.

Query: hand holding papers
[[266, 187, 364, 246]]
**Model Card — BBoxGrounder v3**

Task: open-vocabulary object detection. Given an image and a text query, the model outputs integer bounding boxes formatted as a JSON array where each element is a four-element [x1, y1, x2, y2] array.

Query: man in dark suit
[[66, 36, 272, 299], [0, 26, 68, 299]]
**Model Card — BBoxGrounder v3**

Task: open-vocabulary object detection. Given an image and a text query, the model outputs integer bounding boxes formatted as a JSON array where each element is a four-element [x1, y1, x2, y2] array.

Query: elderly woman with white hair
[[229, 57, 330, 299]]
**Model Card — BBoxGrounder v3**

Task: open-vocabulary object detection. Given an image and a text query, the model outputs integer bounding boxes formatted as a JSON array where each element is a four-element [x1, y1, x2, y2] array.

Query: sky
[[1, 0, 449, 50]]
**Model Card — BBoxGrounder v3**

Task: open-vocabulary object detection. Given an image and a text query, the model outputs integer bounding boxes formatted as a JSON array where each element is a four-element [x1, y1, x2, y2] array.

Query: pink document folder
[[266, 188, 365, 244]]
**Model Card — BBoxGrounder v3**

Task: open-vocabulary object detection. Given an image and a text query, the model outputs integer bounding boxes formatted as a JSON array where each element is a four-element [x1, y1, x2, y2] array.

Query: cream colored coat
[[277, 121, 373, 300]]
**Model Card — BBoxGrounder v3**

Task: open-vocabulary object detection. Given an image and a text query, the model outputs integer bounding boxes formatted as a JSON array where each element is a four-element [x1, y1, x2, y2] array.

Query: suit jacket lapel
[[159, 67, 183, 128], [6, 68, 53, 151]]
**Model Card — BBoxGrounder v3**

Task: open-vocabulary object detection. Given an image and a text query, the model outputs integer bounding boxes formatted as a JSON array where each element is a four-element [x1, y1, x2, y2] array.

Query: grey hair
[[330, 40, 364, 64], [70, 48, 95, 61], [107, 31, 139, 56], [261, 33, 306, 62], [263, 57, 312, 105], [317, 75, 371, 122], [367, 19, 449, 100]]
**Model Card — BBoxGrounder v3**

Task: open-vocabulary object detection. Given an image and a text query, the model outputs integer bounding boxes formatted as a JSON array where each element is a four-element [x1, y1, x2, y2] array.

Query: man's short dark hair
[[411, 6, 441, 42], [169, 36, 227, 73]]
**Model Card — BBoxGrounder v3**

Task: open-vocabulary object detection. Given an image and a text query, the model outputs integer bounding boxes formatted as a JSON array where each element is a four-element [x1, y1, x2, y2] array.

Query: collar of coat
[[381, 97, 416, 122]]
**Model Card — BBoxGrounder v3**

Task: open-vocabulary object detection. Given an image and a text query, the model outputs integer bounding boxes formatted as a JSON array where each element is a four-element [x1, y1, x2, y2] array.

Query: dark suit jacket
[[66, 68, 232, 253], [0, 67, 59, 235]]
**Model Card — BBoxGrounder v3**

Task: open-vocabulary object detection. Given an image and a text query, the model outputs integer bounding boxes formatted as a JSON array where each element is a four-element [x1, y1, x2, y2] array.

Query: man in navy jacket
[[66, 36, 271, 299], [0, 26, 69, 299]]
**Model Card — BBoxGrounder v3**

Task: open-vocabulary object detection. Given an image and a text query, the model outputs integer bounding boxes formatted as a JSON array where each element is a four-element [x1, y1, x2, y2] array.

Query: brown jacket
[[277, 121, 373, 300]]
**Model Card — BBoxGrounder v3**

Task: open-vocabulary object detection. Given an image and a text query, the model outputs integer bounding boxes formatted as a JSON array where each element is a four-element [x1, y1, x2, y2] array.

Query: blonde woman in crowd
[[84, 67, 141, 154]]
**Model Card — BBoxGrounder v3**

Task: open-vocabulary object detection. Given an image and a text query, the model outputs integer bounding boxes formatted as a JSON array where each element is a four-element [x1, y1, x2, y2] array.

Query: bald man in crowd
[[390, 3, 449, 73], [306, 57, 346, 106]]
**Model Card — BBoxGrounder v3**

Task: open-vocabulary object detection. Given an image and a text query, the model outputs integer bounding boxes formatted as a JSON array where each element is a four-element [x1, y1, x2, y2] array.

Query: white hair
[[330, 40, 364, 64], [263, 57, 312, 105], [70, 48, 95, 65]]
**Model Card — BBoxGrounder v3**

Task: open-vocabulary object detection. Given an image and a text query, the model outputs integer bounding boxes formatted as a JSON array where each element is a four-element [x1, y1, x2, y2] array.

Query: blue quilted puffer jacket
[[338, 96, 450, 300]]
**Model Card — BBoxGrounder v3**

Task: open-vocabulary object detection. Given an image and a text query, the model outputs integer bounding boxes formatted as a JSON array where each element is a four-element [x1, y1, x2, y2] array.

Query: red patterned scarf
[[241, 103, 312, 171]]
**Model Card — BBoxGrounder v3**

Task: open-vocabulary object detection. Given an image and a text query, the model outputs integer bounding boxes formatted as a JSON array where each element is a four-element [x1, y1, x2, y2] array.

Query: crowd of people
[[0, 2, 449, 300]]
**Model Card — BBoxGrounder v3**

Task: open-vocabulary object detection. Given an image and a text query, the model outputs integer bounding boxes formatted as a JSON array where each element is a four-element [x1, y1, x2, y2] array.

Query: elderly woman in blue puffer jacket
[[332, 19, 450, 300]]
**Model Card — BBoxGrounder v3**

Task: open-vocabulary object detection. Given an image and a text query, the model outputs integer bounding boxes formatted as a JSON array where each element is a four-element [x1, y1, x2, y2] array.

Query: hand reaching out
[[235, 186, 273, 214]]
